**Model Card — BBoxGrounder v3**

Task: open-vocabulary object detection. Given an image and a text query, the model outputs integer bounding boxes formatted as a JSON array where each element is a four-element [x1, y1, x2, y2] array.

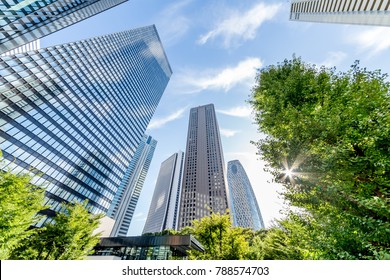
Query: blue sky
[[42, 0, 390, 235]]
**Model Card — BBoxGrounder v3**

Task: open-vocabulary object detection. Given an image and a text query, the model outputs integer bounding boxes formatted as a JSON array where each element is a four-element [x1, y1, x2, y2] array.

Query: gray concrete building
[[178, 104, 229, 229]]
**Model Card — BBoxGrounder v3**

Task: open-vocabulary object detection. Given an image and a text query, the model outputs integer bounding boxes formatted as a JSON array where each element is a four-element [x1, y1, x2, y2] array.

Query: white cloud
[[178, 57, 262, 93], [349, 26, 390, 56], [157, 0, 192, 46], [133, 212, 144, 219], [198, 3, 282, 48], [220, 128, 240, 138], [147, 107, 187, 130], [319, 51, 347, 68], [217, 105, 252, 118]]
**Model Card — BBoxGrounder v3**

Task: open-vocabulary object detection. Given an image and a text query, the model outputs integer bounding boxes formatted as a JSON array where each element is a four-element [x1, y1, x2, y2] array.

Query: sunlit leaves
[[11, 201, 103, 260], [250, 57, 390, 259], [0, 170, 46, 259]]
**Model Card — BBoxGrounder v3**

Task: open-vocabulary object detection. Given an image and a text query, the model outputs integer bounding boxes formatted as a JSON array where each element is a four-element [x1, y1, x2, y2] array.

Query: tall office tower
[[0, 0, 128, 54], [143, 151, 185, 234], [178, 104, 229, 230], [227, 160, 265, 230], [0, 25, 172, 226], [290, 0, 390, 26], [1, 39, 40, 57], [108, 135, 157, 237]]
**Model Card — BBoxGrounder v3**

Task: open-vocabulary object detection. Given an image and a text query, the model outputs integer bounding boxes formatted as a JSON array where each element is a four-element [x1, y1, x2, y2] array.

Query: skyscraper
[[290, 0, 390, 26], [227, 160, 265, 230], [108, 135, 157, 237], [143, 151, 185, 234], [1, 40, 40, 57], [178, 104, 229, 229], [0, 25, 172, 226], [0, 0, 128, 54]]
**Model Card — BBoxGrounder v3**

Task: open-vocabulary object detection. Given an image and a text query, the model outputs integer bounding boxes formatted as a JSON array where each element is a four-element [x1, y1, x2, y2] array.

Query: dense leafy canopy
[[0, 157, 103, 260], [0, 170, 46, 259], [11, 201, 103, 260], [180, 212, 252, 260], [250, 57, 390, 259]]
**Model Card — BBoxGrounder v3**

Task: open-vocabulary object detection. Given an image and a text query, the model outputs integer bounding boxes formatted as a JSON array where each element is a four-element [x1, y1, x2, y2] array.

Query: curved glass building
[[0, 25, 172, 225], [227, 160, 264, 230]]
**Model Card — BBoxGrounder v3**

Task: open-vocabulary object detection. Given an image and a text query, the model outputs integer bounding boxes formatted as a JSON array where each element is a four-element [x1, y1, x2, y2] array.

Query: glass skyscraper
[[143, 151, 184, 234], [1, 39, 40, 57], [178, 104, 229, 229], [0, 25, 172, 225], [227, 160, 264, 230], [290, 0, 390, 26], [0, 0, 128, 54], [108, 135, 157, 237]]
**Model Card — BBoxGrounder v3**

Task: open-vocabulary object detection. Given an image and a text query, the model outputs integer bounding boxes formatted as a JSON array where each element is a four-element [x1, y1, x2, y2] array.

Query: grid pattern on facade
[[0, 0, 128, 54], [290, 0, 390, 26], [178, 104, 229, 229], [109, 135, 157, 237], [1, 39, 40, 56], [170, 151, 184, 230], [227, 160, 264, 231], [0, 25, 172, 225], [143, 151, 184, 234]]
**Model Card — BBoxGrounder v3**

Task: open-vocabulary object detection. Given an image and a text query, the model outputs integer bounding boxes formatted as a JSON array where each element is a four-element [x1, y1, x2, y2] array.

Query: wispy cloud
[[220, 128, 240, 138], [318, 51, 347, 68], [133, 212, 147, 222], [198, 2, 282, 48], [217, 105, 252, 118], [349, 27, 390, 57], [148, 107, 188, 130], [177, 57, 262, 93], [133, 212, 144, 219], [157, 0, 192, 46]]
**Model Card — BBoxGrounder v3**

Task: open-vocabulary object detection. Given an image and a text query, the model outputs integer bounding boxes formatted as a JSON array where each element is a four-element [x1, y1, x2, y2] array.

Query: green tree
[[246, 229, 266, 260], [0, 169, 46, 259], [250, 57, 390, 259], [12, 201, 103, 260], [183, 212, 252, 260]]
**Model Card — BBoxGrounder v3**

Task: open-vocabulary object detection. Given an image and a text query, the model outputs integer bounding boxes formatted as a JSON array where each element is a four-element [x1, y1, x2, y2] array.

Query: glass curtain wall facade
[[143, 151, 185, 234], [1, 39, 40, 57], [178, 104, 229, 230], [92, 235, 204, 260], [227, 160, 264, 230], [0, 0, 128, 54], [290, 0, 390, 26], [0, 25, 172, 226], [108, 135, 157, 237]]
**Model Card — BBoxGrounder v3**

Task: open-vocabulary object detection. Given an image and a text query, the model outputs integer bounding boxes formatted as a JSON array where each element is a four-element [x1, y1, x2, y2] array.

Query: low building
[[90, 235, 204, 260]]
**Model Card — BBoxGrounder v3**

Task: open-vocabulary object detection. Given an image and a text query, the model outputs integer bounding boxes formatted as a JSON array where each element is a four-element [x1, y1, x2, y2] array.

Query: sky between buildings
[[41, 0, 390, 235]]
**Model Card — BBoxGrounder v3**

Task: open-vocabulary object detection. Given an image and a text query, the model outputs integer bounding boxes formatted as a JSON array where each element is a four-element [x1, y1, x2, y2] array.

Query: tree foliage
[[11, 201, 103, 260], [250, 57, 390, 259], [0, 170, 46, 259], [181, 212, 252, 260]]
